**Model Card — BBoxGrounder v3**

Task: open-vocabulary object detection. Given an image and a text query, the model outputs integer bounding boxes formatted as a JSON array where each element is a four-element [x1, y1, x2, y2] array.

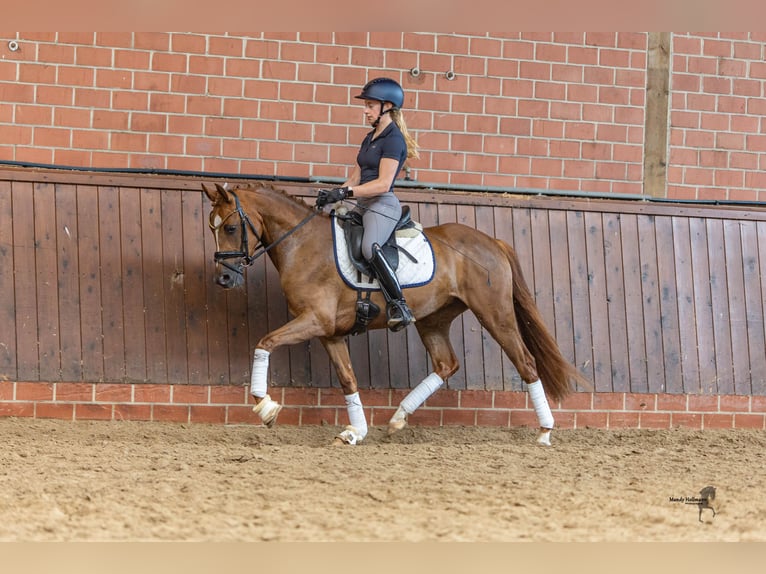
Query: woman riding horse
[[315, 77, 419, 332]]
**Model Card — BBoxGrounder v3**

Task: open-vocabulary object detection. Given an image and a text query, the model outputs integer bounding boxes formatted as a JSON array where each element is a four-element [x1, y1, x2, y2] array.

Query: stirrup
[[386, 301, 414, 332]]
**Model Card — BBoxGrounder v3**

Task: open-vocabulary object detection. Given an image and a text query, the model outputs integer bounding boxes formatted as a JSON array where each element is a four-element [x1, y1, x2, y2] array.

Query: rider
[[316, 77, 420, 331]]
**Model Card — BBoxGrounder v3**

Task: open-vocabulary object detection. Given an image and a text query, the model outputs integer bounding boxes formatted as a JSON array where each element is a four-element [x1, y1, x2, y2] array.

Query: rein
[[210, 190, 319, 275]]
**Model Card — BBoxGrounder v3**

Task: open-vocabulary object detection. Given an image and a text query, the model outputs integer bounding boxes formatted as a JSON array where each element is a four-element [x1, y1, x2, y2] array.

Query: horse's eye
[[224, 225, 237, 234]]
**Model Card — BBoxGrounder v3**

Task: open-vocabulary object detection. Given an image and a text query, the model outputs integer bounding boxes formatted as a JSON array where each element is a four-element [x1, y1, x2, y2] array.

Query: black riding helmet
[[355, 77, 404, 127], [354, 77, 405, 109]]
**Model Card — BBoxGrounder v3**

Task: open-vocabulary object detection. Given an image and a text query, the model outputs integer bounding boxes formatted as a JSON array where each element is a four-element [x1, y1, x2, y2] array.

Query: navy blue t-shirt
[[356, 122, 407, 190]]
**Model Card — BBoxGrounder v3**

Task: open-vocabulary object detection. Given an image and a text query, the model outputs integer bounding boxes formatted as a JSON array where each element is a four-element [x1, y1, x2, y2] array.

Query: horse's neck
[[248, 190, 318, 268]]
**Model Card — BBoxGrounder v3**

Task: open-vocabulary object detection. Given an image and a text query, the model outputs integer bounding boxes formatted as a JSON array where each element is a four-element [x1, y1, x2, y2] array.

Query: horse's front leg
[[319, 336, 368, 446], [249, 314, 329, 427]]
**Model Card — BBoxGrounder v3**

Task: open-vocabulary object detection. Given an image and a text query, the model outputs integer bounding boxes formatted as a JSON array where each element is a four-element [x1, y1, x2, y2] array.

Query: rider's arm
[[344, 157, 399, 198]]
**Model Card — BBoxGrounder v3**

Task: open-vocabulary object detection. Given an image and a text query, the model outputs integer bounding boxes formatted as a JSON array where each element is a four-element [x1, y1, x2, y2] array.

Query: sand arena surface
[[1, 418, 764, 542]]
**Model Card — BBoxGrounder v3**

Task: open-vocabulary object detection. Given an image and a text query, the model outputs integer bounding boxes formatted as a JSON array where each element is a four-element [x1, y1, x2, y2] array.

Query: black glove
[[315, 186, 352, 208]]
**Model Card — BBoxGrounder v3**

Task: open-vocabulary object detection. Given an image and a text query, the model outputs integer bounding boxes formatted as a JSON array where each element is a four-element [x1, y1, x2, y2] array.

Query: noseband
[[209, 190, 320, 276]]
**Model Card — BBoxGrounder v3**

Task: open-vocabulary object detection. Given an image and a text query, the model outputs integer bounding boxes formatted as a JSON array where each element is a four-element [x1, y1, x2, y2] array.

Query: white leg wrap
[[344, 392, 368, 440], [526, 379, 554, 429], [400, 373, 444, 414], [250, 348, 270, 398]]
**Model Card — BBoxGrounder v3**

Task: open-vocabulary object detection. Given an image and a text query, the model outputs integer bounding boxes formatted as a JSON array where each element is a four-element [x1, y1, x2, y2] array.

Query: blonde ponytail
[[391, 109, 420, 160]]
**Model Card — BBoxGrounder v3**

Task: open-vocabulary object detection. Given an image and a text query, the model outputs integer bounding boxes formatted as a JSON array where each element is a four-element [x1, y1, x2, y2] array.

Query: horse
[[202, 182, 590, 446]]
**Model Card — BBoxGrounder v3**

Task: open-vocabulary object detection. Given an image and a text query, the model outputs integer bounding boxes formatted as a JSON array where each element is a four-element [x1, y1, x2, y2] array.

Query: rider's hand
[[315, 186, 352, 208]]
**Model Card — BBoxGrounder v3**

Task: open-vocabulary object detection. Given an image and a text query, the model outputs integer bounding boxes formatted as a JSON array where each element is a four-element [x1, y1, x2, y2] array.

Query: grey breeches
[[357, 194, 401, 260]]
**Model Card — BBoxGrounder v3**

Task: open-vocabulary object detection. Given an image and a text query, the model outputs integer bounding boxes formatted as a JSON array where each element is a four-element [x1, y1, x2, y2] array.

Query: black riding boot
[[369, 244, 415, 332]]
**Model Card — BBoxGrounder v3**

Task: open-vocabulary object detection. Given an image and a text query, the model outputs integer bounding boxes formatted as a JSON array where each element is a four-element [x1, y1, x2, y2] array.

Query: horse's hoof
[[536, 428, 552, 446], [252, 395, 283, 428], [387, 406, 408, 435], [334, 425, 361, 445]]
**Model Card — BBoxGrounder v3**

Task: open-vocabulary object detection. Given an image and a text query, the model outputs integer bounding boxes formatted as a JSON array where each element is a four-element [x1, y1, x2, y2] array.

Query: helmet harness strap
[[371, 102, 394, 128]]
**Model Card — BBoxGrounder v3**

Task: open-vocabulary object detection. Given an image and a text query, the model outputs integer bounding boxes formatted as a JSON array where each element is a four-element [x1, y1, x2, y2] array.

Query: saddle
[[338, 205, 416, 277], [336, 206, 418, 335]]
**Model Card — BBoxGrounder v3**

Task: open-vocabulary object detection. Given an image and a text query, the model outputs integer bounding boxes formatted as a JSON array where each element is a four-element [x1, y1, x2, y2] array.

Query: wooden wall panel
[[13, 182, 39, 381], [33, 183, 60, 381], [99, 186, 126, 382], [618, 214, 648, 393], [1, 168, 765, 398], [742, 221, 766, 395], [0, 181, 17, 379], [119, 187, 147, 382], [689, 218, 717, 393], [56, 184, 83, 382]]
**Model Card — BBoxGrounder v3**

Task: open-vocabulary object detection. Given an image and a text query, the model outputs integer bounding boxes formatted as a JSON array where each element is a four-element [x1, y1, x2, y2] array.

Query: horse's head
[[202, 183, 264, 289]]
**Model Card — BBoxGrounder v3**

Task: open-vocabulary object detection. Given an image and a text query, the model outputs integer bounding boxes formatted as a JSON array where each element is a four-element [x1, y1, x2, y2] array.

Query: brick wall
[[2, 32, 764, 200], [668, 32, 766, 201], [1, 381, 764, 430]]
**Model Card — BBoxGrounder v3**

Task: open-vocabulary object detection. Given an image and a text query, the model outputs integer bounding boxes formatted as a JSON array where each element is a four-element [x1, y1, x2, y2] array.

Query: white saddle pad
[[331, 214, 436, 291]]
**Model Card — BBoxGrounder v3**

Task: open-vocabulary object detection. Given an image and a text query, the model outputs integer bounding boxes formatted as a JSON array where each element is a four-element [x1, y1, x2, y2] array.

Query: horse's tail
[[497, 240, 590, 401]]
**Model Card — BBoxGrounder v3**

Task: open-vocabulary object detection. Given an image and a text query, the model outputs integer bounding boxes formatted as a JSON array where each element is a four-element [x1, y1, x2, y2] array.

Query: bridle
[[208, 189, 319, 276]]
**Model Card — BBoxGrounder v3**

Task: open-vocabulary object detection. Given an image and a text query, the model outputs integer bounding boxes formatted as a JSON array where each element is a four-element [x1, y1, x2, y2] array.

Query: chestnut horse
[[202, 182, 589, 446]]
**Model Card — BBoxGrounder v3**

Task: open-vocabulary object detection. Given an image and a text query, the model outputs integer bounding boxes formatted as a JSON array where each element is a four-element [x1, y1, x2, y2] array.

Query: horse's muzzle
[[214, 257, 245, 289]]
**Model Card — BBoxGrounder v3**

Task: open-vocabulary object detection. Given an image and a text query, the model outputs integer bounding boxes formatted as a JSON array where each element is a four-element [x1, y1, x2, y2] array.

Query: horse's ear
[[201, 183, 231, 205]]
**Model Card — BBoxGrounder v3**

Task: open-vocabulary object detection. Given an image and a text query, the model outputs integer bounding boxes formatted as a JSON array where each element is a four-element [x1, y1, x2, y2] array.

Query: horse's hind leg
[[320, 336, 368, 446], [475, 309, 555, 445], [388, 310, 462, 435]]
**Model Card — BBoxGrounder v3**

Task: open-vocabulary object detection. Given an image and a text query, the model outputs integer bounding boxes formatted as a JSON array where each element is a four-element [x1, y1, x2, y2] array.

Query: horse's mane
[[235, 181, 313, 211]]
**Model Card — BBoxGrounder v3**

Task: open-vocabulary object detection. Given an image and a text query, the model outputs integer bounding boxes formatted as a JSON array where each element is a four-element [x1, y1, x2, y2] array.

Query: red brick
[[274, 407, 300, 426], [609, 412, 641, 428], [56, 382, 93, 402], [358, 389, 391, 407], [226, 405, 261, 425], [0, 382, 14, 400], [558, 392, 592, 410], [442, 409, 476, 426], [460, 390, 494, 408], [477, 410, 510, 427], [752, 396, 766, 413], [493, 391, 527, 409], [703, 413, 734, 429], [625, 393, 655, 411], [210, 385, 247, 405], [407, 408, 441, 427], [671, 413, 702, 429], [17, 382, 54, 401], [134, 384, 171, 403], [317, 389, 346, 407], [283, 388, 319, 406], [734, 414, 765, 429], [423, 389, 459, 408], [639, 412, 672, 429], [593, 392, 624, 410], [510, 410, 539, 428], [0, 402, 34, 417], [36, 403, 75, 420], [657, 393, 688, 411], [153, 405, 189, 423], [553, 412, 576, 429], [76, 403, 113, 421], [173, 385, 208, 404], [575, 411, 608, 429], [370, 407, 397, 426], [190, 406, 227, 424], [687, 395, 718, 412], [719, 395, 750, 412], [93, 384, 131, 403], [114, 404, 152, 421], [300, 407, 338, 426]]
